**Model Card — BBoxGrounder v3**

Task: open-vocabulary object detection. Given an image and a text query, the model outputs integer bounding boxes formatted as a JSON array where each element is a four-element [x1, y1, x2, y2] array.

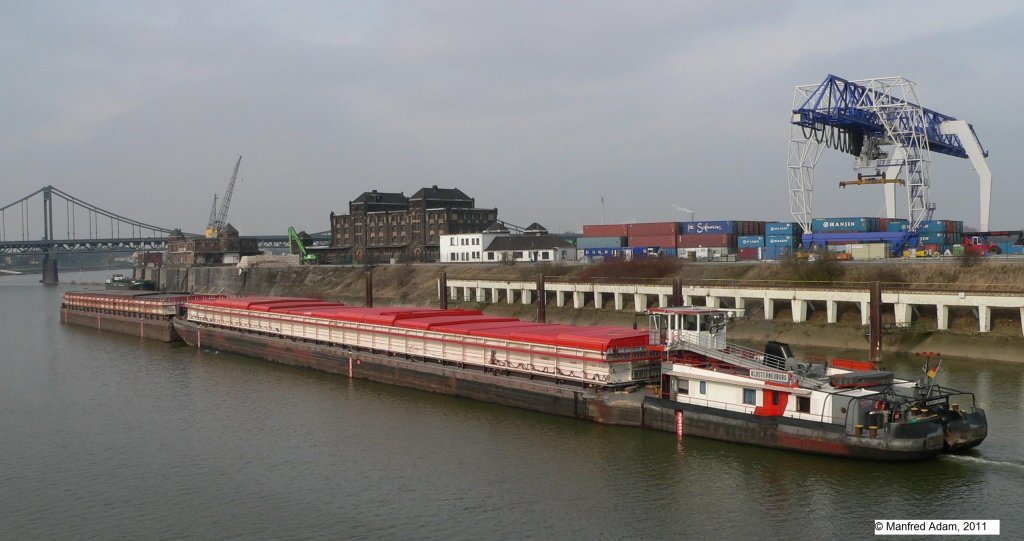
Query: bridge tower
[[41, 186, 58, 284]]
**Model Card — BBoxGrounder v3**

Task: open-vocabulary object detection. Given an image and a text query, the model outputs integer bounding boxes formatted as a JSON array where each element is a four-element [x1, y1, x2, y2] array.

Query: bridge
[[0, 186, 329, 282]]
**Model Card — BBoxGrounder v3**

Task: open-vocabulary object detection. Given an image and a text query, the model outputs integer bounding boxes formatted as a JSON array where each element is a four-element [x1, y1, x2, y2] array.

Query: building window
[[541, 252, 550, 260], [742, 388, 756, 405], [513, 251, 523, 259], [699, 381, 706, 395], [487, 253, 494, 261], [797, 396, 810, 413]]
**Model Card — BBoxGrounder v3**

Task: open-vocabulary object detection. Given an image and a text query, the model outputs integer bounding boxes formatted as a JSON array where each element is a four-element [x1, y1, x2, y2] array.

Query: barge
[[61, 291, 224, 342], [171, 296, 985, 460]]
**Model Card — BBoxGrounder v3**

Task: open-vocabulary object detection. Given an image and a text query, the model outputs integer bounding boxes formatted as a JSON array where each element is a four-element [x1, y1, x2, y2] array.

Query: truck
[[961, 231, 1023, 256]]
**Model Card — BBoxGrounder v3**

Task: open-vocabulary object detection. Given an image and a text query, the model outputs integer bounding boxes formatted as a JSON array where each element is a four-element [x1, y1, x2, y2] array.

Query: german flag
[[926, 364, 940, 379]]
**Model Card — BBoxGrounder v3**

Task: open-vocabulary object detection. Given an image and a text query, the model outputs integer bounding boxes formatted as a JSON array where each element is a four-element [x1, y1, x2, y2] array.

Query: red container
[[677, 234, 734, 248], [627, 234, 677, 248], [738, 247, 760, 260], [583, 224, 629, 237], [627, 221, 679, 236]]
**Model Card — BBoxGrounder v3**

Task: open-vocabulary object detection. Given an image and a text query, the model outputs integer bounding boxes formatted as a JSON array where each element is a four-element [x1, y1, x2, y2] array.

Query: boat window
[[771, 391, 779, 406], [684, 315, 697, 331], [742, 388, 756, 405], [699, 381, 706, 395], [677, 379, 689, 395], [797, 396, 811, 413]]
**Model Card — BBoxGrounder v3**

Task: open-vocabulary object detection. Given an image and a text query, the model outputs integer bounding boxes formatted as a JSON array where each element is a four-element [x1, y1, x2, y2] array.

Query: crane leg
[[883, 145, 908, 219], [940, 120, 991, 231]]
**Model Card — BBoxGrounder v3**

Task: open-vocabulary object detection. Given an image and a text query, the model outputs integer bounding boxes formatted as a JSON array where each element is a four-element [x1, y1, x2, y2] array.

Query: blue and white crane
[[787, 74, 991, 232]]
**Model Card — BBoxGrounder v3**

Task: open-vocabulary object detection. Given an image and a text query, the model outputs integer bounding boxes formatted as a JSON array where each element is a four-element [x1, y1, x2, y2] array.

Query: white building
[[440, 223, 508, 263], [483, 223, 577, 263]]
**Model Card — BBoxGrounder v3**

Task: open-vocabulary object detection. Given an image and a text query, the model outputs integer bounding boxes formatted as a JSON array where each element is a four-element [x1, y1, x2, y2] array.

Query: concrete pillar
[[449, 286, 459, 301], [706, 296, 720, 308], [521, 289, 532, 304], [491, 288, 500, 303], [792, 300, 808, 323], [763, 298, 775, 320], [556, 291, 566, 308], [859, 301, 870, 326], [977, 305, 991, 333], [894, 303, 913, 325], [658, 294, 669, 308], [1020, 308, 1024, 336], [634, 294, 647, 312], [475, 287, 486, 302], [594, 292, 604, 310], [683, 294, 693, 306], [506, 288, 515, 304], [937, 304, 949, 331], [734, 297, 746, 317], [573, 292, 585, 309], [824, 300, 837, 323], [463, 287, 472, 301], [614, 293, 624, 311]]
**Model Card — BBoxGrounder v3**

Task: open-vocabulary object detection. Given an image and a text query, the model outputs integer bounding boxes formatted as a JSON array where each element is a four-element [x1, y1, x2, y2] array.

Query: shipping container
[[681, 221, 736, 235], [917, 233, 950, 245], [1008, 245, 1024, 255], [737, 235, 764, 248], [765, 222, 798, 235], [810, 217, 880, 233], [765, 234, 798, 247], [760, 246, 792, 260], [677, 233, 735, 248], [735, 221, 766, 236], [627, 222, 680, 236], [583, 224, 629, 237], [884, 219, 910, 232], [583, 247, 623, 258], [576, 236, 626, 249], [737, 247, 760, 260], [627, 234, 677, 248], [917, 220, 950, 234], [661, 248, 677, 258]]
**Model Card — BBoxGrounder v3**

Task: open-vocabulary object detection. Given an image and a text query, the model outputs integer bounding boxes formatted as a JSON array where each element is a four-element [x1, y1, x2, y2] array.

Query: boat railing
[[671, 332, 782, 372]]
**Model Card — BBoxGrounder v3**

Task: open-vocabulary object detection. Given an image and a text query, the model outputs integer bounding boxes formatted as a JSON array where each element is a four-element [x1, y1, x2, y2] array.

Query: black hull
[[642, 396, 946, 461]]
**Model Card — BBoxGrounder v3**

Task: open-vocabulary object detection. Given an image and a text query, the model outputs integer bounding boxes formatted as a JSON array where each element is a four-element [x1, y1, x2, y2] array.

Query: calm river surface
[[2, 271, 1022, 540]]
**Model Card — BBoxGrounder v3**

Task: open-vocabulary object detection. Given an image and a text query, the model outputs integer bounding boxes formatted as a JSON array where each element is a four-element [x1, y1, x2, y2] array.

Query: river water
[[2, 271, 1022, 540]]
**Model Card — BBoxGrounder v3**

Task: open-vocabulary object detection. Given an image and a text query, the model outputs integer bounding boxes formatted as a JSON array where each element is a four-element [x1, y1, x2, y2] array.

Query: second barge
[[61, 291, 224, 342]]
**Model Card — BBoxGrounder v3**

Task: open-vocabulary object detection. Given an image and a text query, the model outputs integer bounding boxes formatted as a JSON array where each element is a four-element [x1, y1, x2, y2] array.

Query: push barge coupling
[[165, 295, 985, 461]]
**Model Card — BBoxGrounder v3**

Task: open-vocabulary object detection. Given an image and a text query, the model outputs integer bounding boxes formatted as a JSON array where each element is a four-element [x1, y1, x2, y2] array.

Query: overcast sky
[[2, 1, 1022, 237]]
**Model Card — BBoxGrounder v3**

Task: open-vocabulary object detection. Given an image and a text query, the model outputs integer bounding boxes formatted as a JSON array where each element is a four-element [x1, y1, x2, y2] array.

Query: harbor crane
[[787, 75, 992, 232], [205, 155, 243, 238]]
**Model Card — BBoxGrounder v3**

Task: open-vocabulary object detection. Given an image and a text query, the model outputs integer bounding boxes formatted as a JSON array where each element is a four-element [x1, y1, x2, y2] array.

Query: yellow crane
[[839, 172, 905, 189]]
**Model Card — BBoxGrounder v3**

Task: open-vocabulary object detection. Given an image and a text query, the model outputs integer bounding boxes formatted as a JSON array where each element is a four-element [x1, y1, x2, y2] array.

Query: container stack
[[580, 223, 629, 259], [761, 222, 801, 260], [678, 221, 764, 260], [627, 222, 680, 256], [917, 220, 963, 254]]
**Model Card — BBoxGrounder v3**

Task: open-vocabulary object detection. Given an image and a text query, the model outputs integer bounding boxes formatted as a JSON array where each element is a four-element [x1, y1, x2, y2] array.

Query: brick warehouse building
[[329, 186, 497, 263]]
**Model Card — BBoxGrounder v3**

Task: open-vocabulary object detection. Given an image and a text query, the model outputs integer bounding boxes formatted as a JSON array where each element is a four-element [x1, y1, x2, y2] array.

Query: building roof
[[352, 190, 408, 206], [409, 185, 472, 202], [485, 235, 574, 251], [483, 221, 510, 234], [524, 222, 548, 235]]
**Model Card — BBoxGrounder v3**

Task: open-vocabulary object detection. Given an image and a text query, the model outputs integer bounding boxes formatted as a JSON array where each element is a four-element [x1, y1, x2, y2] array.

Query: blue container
[[765, 234, 797, 246], [765, 222, 798, 235], [761, 246, 792, 260], [682, 221, 736, 235], [1008, 245, 1024, 255], [576, 236, 625, 249], [737, 235, 764, 248], [661, 248, 677, 258], [885, 220, 910, 232], [810, 217, 879, 233], [918, 232, 950, 245]]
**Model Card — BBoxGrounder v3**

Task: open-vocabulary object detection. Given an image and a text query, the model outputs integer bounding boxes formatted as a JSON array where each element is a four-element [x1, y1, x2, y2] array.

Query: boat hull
[[173, 319, 644, 426], [642, 396, 945, 461], [941, 409, 988, 451], [61, 308, 179, 342]]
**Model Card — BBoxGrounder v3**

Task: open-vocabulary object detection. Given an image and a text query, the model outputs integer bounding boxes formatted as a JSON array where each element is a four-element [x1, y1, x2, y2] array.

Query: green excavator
[[288, 227, 321, 264]]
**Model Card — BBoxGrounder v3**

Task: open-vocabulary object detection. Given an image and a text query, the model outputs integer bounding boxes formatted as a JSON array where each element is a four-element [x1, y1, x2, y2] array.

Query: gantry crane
[[787, 75, 992, 232], [205, 156, 243, 238]]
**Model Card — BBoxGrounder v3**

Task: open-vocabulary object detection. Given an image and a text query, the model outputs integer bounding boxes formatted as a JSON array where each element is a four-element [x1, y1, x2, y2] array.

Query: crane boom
[[205, 156, 242, 238]]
